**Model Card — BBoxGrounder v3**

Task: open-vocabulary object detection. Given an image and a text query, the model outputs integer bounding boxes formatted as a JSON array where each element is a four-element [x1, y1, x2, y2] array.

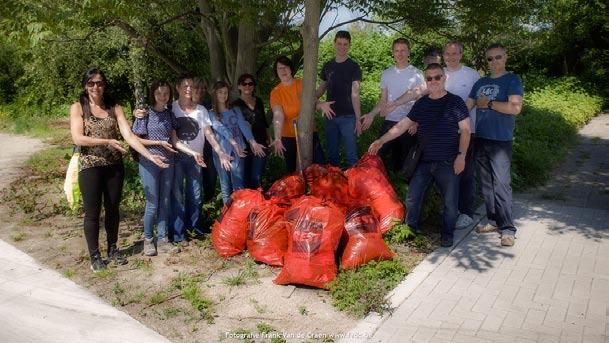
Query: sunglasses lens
[[87, 80, 104, 87]]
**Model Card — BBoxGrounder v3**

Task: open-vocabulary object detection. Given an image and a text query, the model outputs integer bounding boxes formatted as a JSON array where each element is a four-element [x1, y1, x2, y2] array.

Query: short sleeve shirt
[[380, 65, 425, 122], [132, 107, 177, 161], [172, 100, 211, 155], [320, 58, 362, 117], [270, 78, 303, 138], [407, 93, 469, 162], [444, 65, 480, 133], [468, 73, 524, 141]]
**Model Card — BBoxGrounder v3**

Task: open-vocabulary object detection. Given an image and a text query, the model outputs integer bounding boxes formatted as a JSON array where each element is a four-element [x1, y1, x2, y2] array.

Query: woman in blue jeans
[[209, 81, 266, 204], [132, 80, 207, 256], [231, 74, 269, 188]]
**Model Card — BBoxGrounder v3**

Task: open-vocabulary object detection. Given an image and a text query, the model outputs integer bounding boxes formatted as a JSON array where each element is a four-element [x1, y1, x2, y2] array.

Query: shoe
[[108, 245, 128, 265], [455, 214, 474, 230], [441, 236, 454, 247], [90, 254, 107, 273], [157, 238, 180, 254], [143, 238, 157, 256], [476, 223, 499, 234], [501, 235, 515, 246]]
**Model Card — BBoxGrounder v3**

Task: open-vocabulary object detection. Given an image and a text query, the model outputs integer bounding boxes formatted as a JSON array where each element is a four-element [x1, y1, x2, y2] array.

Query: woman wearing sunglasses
[[231, 74, 269, 188], [69, 68, 168, 272]]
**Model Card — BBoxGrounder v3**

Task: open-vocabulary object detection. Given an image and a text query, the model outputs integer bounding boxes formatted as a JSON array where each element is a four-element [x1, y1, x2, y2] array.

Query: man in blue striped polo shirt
[[368, 63, 471, 247]]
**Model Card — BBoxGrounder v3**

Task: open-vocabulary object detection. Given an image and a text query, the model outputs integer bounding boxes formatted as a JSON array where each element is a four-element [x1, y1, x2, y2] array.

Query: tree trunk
[[198, 0, 228, 83], [297, 0, 320, 170], [233, 17, 258, 88]]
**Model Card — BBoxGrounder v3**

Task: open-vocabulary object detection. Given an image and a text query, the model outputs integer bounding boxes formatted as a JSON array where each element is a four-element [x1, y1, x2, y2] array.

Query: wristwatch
[[488, 100, 494, 110]]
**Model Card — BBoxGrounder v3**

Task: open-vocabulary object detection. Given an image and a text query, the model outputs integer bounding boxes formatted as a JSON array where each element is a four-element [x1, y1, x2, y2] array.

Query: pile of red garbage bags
[[211, 153, 404, 289]]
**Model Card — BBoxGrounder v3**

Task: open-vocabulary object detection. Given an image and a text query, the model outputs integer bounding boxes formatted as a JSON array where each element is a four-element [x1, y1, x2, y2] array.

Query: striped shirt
[[407, 93, 469, 162]]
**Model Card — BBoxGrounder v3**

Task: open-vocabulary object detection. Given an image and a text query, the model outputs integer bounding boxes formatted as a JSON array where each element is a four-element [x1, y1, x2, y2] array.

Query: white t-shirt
[[445, 65, 480, 133], [172, 100, 211, 155], [380, 65, 425, 122]]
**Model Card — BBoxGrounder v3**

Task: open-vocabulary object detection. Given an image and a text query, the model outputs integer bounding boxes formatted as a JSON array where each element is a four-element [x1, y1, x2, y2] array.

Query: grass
[[11, 231, 27, 242], [62, 268, 75, 278], [171, 273, 215, 323], [149, 290, 169, 305], [298, 305, 309, 316], [256, 322, 275, 334]]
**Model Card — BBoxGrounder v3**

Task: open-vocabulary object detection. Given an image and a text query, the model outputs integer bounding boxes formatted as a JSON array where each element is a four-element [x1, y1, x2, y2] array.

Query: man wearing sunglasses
[[466, 43, 524, 247], [368, 63, 471, 248]]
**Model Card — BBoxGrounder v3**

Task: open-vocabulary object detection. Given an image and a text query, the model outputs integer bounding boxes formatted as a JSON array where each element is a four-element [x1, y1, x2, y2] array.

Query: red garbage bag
[[340, 207, 395, 270], [346, 155, 404, 234], [212, 189, 265, 257], [354, 153, 387, 174], [265, 173, 305, 199], [246, 199, 291, 266], [303, 164, 342, 184], [309, 170, 356, 209], [273, 196, 345, 289]]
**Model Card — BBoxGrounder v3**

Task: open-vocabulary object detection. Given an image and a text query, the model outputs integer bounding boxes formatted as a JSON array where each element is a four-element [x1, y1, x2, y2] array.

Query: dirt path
[[0, 133, 45, 189]]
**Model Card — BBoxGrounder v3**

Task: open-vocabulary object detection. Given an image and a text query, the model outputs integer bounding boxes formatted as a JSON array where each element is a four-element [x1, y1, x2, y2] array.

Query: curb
[[338, 205, 486, 343]]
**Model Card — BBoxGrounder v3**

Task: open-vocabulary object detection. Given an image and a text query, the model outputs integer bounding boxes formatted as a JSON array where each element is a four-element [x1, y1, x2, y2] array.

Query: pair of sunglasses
[[425, 75, 443, 81], [241, 81, 255, 86], [487, 55, 504, 62], [86, 80, 105, 87]]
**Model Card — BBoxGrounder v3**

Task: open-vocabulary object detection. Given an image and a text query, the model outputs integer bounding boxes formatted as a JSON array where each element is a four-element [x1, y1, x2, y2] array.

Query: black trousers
[[79, 164, 124, 257], [202, 141, 217, 202], [282, 132, 325, 173], [378, 120, 417, 172]]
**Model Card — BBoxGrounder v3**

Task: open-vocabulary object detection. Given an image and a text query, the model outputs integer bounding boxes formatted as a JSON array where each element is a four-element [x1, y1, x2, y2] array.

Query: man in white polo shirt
[[361, 37, 426, 172], [443, 40, 480, 230]]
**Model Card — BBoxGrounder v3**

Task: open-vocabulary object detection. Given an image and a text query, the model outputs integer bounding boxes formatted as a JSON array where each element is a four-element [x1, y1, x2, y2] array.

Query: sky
[[319, 7, 362, 36]]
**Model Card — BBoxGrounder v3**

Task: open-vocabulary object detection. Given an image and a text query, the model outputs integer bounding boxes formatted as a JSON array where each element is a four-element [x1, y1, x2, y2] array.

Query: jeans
[[244, 153, 266, 189], [139, 159, 174, 240], [214, 152, 245, 204], [79, 163, 124, 258], [202, 141, 217, 202], [458, 134, 476, 217], [406, 159, 460, 241], [282, 132, 326, 173], [172, 155, 203, 241], [475, 138, 516, 235], [325, 114, 358, 167], [378, 120, 417, 172]]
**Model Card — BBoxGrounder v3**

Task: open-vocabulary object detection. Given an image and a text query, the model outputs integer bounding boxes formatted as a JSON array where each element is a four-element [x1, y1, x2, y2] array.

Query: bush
[[512, 77, 603, 190]]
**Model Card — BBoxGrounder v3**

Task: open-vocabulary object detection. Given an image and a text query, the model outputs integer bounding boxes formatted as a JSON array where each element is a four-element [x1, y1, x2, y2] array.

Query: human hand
[[133, 108, 147, 119], [159, 141, 177, 153], [318, 101, 335, 119], [407, 122, 418, 135], [250, 141, 266, 157], [361, 113, 375, 131], [108, 139, 127, 154], [148, 154, 169, 169], [218, 151, 232, 171], [477, 95, 490, 109], [193, 152, 206, 167], [368, 140, 384, 155], [270, 139, 285, 158], [232, 142, 247, 158], [453, 155, 465, 175], [380, 102, 397, 117]]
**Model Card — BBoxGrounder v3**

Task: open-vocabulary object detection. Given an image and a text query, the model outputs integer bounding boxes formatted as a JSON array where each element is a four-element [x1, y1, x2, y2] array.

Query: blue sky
[[319, 7, 361, 36]]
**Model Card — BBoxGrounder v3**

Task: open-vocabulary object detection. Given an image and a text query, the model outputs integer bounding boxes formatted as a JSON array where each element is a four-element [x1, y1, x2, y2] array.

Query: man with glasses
[[467, 43, 524, 246], [443, 40, 481, 230], [368, 63, 471, 248]]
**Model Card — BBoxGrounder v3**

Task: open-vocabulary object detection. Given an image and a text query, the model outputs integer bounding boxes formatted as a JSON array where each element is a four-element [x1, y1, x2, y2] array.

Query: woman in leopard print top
[[69, 68, 168, 273]]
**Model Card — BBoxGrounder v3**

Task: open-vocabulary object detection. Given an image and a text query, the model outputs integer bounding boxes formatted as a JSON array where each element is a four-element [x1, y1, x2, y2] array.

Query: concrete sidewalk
[[0, 239, 171, 343], [343, 114, 609, 343]]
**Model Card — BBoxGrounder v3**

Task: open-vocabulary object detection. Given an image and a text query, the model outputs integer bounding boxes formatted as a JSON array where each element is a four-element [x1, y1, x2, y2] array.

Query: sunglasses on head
[[241, 81, 255, 86], [86, 80, 105, 87], [487, 54, 503, 62], [425, 75, 443, 81]]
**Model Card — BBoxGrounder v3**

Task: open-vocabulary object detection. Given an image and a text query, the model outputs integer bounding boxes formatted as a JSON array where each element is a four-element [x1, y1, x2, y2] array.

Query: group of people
[[69, 30, 523, 273]]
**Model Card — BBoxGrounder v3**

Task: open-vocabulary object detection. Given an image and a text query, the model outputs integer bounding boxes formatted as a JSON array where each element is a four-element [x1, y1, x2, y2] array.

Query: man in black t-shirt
[[369, 63, 471, 247], [316, 30, 362, 167]]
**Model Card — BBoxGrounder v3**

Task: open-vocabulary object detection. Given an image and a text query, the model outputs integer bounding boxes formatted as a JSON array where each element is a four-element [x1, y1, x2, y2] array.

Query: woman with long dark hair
[[69, 68, 168, 272], [231, 73, 269, 188]]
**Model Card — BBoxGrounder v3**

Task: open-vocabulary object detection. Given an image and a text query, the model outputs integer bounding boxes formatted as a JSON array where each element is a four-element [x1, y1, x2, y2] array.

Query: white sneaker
[[455, 214, 474, 230]]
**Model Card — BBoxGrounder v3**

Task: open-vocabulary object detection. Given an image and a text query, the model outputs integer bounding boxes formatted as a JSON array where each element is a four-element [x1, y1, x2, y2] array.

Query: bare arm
[[361, 88, 388, 131], [475, 94, 523, 116], [115, 105, 168, 167], [351, 80, 362, 135], [270, 104, 287, 157], [390, 83, 427, 107], [315, 80, 327, 99], [454, 118, 471, 175], [466, 97, 476, 112], [70, 103, 115, 147], [368, 117, 415, 154]]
